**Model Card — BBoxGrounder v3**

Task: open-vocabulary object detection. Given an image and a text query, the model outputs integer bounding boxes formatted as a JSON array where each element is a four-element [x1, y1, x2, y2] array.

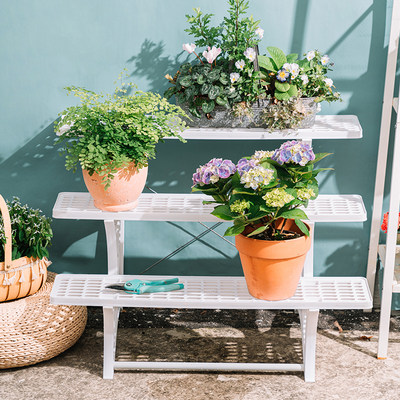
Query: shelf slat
[[168, 115, 362, 140], [53, 192, 367, 223], [51, 274, 372, 310]]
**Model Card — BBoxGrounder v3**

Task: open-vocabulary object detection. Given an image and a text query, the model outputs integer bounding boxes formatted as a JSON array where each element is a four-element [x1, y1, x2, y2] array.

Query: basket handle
[[0, 195, 12, 271]]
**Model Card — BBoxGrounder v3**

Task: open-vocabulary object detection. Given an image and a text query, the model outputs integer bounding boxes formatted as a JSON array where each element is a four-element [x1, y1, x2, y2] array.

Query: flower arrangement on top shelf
[[258, 47, 342, 130], [381, 212, 400, 244], [164, 0, 341, 130], [191, 140, 332, 300], [164, 0, 267, 128]]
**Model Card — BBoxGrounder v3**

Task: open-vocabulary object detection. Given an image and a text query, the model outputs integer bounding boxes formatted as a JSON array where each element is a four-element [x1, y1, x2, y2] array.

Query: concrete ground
[[1, 308, 400, 400]]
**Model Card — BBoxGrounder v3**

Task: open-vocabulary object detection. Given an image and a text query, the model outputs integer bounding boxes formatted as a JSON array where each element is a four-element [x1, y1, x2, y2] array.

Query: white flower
[[235, 59, 245, 70], [306, 50, 315, 61], [324, 78, 333, 87], [203, 46, 222, 64], [56, 124, 71, 136], [289, 63, 300, 78], [300, 74, 309, 85], [321, 55, 330, 65], [282, 63, 291, 71], [230, 72, 240, 83], [182, 43, 196, 54], [255, 27, 264, 39], [244, 47, 257, 62]]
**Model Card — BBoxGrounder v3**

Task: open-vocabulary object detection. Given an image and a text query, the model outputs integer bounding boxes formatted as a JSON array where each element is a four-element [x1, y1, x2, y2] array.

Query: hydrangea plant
[[0, 198, 53, 260], [164, 0, 265, 119], [192, 140, 331, 239]]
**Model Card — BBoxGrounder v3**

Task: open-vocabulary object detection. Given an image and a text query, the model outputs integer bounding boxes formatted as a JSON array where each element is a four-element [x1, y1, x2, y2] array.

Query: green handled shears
[[106, 278, 184, 294]]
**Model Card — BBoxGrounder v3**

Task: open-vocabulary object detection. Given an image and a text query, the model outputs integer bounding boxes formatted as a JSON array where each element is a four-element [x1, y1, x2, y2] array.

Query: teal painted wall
[[0, 0, 394, 279]]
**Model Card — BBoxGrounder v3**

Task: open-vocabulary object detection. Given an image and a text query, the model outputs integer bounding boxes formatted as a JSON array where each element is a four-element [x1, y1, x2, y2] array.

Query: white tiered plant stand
[[50, 119, 372, 382]]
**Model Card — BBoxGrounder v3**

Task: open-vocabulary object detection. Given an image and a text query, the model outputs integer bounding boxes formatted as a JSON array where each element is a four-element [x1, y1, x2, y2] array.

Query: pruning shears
[[105, 278, 184, 294]]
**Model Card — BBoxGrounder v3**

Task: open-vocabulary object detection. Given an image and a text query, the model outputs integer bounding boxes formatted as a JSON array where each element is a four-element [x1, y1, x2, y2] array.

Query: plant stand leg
[[300, 308, 319, 382], [103, 306, 120, 379], [104, 220, 124, 275]]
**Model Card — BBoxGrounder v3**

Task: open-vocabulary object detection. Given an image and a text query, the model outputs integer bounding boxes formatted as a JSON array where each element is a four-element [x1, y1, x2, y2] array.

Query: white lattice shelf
[[53, 192, 367, 223], [51, 274, 372, 310], [170, 115, 362, 140]]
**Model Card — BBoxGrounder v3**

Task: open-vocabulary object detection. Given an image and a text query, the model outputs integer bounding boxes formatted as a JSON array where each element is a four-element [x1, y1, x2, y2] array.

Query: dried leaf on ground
[[334, 320, 343, 333]]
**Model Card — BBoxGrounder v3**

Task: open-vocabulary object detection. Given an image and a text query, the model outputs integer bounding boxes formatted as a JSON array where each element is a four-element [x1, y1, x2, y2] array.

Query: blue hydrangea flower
[[272, 140, 315, 166], [192, 158, 236, 186]]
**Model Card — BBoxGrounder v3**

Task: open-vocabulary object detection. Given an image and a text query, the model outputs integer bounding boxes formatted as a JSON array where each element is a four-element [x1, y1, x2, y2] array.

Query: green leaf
[[188, 106, 202, 118], [208, 85, 221, 100], [178, 76, 193, 87], [287, 85, 298, 97], [201, 83, 212, 95], [294, 219, 310, 236], [179, 63, 192, 74], [211, 204, 234, 221], [224, 224, 246, 236], [279, 208, 309, 220], [197, 75, 206, 85], [286, 53, 298, 63], [215, 96, 228, 106], [309, 152, 332, 165], [267, 47, 287, 69], [219, 73, 229, 85], [258, 55, 277, 72], [207, 69, 220, 82], [247, 225, 267, 237], [202, 100, 215, 113], [164, 86, 177, 99], [275, 82, 290, 92], [275, 91, 291, 101]]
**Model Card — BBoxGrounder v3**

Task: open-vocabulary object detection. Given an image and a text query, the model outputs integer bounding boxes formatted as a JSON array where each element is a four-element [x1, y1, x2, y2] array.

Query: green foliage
[[165, 0, 264, 118], [0, 198, 53, 261], [55, 78, 187, 188]]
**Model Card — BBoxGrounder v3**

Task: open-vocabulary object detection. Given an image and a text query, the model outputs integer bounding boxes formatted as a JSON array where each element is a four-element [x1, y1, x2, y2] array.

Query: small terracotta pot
[[82, 163, 148, 212], [235, 219, 311, 301]]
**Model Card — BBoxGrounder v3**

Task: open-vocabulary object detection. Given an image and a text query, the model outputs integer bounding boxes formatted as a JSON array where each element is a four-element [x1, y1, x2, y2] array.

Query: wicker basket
[[0, 271, 87, 369], [0, 195, 50, 302]]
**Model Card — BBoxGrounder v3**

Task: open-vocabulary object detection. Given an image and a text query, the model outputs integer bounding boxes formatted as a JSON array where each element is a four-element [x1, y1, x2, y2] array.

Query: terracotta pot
[[82, 163, 148, 212], [235, 219, 312, 301]]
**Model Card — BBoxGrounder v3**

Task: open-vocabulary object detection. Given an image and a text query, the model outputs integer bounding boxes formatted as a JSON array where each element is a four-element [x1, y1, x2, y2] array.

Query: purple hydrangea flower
[[236, 158, 257, 175], [192, 158, 236, 186], [272, 140, 315, 166]]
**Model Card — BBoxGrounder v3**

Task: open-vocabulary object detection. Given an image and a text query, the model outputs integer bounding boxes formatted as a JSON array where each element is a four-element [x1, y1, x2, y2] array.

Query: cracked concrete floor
[[1, 309, 400, 400]]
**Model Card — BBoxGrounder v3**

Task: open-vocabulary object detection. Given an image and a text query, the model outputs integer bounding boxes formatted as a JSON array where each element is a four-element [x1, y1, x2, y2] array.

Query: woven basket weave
[[0, 271, 87, 369]]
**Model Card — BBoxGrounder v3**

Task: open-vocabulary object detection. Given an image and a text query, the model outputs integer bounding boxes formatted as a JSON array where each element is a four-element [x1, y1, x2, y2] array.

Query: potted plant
[[258, 47, 341, 130], [55, 80, 187, 211], [192, 140, 331, 300], [0, 196, 52, 302], [164, 0, 266, 127]]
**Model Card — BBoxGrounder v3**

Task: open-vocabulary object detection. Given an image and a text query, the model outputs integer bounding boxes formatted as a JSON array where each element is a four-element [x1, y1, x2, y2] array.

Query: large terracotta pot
[[82, 162, 148, 212], [235, 219, 311, 301]]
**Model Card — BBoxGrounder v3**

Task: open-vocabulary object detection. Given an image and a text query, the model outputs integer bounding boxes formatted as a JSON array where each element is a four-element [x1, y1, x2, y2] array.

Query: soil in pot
[[235, 219, 311, 301], [82, 162, 148, 212]]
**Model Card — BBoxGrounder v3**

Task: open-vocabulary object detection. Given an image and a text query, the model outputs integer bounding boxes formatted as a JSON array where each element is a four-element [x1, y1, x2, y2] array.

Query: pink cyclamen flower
[[183, 43, 196, 54], [203, 46, 222, 64]]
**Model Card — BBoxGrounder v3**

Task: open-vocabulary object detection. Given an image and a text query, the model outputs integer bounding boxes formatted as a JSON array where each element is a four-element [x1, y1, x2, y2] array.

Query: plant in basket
[[55, 76, 187, 211], [0, 196, 52, 302], [192, 140, 331, 300], [164, 0, 266, 127], [258, 48, 341, 131]]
